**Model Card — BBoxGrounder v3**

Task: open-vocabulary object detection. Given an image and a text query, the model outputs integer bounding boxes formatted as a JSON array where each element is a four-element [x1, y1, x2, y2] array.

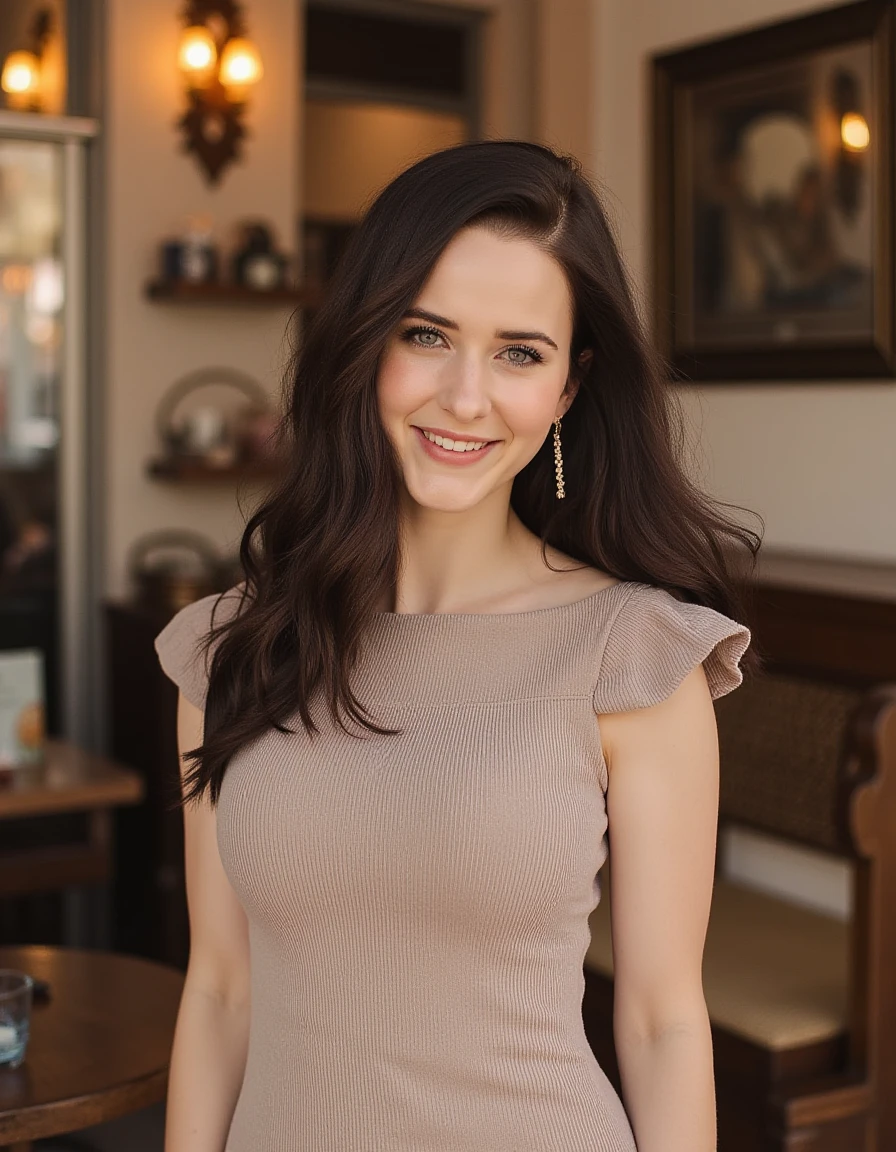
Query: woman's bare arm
[[599, 664, 720, 1152], [164, 693, 251, 1152]]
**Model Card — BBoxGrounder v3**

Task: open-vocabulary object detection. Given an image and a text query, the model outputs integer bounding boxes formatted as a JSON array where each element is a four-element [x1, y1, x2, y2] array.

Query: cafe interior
[[0, 0, 894, 1149]]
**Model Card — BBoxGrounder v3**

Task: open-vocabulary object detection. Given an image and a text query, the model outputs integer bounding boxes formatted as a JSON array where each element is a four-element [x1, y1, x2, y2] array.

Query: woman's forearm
[[614, 1006, 716, 1152], [164, 978, 250, 1152]]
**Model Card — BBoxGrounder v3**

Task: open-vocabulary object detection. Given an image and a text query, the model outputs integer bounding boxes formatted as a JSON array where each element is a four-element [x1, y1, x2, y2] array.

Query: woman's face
[[377, 225, 578, 513]]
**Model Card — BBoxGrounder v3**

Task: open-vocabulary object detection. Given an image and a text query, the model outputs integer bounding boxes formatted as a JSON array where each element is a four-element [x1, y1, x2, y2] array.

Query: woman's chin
[[403, 479, 492, 515]]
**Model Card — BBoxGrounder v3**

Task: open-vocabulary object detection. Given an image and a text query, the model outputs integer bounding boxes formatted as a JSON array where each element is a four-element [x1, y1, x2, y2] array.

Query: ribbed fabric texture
[[154, 580, 751, 1152]]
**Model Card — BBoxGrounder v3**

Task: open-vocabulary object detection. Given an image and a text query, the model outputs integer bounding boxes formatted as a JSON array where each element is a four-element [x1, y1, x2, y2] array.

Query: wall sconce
[[1, 9, 52, 112], [177, 0, 264, 186]]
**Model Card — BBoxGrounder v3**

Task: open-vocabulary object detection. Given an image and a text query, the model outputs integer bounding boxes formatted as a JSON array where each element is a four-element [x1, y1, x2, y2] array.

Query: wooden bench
[[582, 580, 896, 1152]]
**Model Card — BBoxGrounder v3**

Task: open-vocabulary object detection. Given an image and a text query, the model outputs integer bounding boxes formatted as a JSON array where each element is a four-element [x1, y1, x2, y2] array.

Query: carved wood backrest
[[713, 673, 864, 855]]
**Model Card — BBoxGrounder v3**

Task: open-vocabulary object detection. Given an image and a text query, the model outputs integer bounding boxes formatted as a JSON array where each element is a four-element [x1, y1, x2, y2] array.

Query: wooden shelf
[[147, 456, 279, 482], [144, 279, 320, 307]]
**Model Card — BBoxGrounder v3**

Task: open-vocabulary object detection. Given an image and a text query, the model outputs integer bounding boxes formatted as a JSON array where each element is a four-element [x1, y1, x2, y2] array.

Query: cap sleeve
[[593, 583, 751, 714], [153, 586, 244, 710]]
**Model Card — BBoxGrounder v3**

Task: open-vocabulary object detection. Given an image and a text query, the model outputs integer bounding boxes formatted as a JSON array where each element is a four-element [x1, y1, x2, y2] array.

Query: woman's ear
[[557, 377, 580, 419], [556, 348, 592, 418]]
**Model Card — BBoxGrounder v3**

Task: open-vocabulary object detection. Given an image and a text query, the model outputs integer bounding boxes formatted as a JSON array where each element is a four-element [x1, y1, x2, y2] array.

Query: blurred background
[[0, 1, 894, 1150]]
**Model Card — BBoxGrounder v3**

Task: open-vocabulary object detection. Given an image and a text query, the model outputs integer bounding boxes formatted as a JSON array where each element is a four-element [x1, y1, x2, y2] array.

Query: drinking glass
[[0, 970, 34, 1069]]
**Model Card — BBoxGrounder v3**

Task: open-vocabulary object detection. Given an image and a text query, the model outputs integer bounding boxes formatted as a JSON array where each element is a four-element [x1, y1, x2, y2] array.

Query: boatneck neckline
[[373, 579, 630, 621]]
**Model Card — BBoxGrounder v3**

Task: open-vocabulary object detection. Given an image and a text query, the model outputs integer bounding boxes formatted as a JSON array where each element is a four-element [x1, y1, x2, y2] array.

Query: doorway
[[300, 0, 483, 285]]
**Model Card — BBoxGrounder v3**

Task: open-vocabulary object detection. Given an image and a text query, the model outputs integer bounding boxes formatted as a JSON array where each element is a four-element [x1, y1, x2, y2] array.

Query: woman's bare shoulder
[[533, 548, 621, 607]]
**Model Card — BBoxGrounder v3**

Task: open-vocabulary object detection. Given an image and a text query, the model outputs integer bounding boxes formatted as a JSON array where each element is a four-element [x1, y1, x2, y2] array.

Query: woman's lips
[[412, 425, 498, 465]]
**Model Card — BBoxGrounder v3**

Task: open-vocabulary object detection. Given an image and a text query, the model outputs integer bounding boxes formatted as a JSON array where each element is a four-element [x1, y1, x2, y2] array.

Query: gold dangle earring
[[553, 417, 566, 499]]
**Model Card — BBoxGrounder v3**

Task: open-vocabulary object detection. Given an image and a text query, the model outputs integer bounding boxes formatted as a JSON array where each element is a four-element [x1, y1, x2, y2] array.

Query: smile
[[412, 425, 499, 464], [421, 428, 488, 451]]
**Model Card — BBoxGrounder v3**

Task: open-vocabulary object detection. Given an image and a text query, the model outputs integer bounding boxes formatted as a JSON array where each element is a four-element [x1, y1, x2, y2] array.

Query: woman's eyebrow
[[402, 307, 559, 351], [497, 328, 559, 350]]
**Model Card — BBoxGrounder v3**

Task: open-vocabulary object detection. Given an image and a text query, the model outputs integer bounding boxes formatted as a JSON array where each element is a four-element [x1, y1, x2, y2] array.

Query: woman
[[156, 140, 759, 1152]]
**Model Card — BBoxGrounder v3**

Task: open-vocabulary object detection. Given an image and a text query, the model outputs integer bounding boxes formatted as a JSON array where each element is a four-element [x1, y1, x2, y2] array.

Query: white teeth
[[421, 429, 487, 452]]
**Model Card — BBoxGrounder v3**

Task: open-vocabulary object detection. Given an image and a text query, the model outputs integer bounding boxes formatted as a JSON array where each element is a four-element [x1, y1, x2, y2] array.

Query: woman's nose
[[436, 355, 492, 423]]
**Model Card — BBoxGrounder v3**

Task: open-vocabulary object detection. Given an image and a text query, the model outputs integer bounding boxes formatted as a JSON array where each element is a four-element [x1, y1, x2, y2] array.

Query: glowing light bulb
[[219, 37, 263, 100], [1, 50, 41, 107], [178, 25, 218, 85], [841, 112, 870, 152]]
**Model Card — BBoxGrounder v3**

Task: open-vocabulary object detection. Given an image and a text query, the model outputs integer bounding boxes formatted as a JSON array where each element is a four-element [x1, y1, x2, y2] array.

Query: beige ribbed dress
[[154, 579, 751, 1152]]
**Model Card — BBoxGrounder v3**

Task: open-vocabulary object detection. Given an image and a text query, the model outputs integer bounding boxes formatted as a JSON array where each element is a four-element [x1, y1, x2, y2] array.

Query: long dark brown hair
[[182, 139, 763, 807]]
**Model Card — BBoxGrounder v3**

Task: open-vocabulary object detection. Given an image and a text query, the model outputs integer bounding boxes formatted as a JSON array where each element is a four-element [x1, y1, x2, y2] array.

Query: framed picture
[[653, 0, 895, 381]]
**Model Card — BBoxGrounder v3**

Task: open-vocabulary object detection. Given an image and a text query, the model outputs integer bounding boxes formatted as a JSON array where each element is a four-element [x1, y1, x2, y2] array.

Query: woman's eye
[[401, 326, 444, 348], [502, 345, 543, 367]]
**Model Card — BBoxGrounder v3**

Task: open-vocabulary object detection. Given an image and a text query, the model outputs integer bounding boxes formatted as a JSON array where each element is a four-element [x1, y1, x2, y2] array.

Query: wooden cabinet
[[104, 600, 189, 970]]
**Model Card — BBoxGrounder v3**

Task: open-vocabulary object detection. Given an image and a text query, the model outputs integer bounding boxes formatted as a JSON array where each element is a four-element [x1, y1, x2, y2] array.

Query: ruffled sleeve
[[153, 585, 244, 710], [592, 583, 751, 714]]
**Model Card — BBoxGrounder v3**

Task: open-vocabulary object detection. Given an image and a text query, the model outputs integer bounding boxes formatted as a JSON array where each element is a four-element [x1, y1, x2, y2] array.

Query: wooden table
[[0, 740, 144, 902], [0, 945, 183, 1149]]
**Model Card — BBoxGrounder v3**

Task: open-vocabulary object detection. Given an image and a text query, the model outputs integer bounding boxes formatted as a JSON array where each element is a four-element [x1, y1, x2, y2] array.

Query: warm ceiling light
[[178, 25, 218, 84], [1, 50, 41, 102], [841, 112, 870, 152], [218, 37, 263, 98]]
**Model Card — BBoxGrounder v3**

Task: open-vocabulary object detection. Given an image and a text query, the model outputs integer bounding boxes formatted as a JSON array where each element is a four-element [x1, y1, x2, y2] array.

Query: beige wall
[[592, 0, 896, 565], [535, 0, 599, 175]]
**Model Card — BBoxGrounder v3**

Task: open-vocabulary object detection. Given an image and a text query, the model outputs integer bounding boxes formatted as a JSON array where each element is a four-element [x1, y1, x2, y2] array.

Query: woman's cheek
[[378, 348, 430, 416], [493, 380, 564, 441]]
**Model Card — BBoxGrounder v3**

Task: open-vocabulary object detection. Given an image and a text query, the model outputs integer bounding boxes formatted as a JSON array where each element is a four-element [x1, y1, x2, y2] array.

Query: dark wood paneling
[[744, 580, 896, 685], [306, 6, 468, 97]]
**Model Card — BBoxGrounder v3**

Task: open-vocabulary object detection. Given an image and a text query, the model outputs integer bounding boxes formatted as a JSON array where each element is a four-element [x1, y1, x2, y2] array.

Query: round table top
[[0, 945, 184, 1143]]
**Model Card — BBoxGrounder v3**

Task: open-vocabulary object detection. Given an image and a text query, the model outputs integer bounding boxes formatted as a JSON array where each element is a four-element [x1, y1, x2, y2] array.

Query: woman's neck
[[386, 499, 589, 615]]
